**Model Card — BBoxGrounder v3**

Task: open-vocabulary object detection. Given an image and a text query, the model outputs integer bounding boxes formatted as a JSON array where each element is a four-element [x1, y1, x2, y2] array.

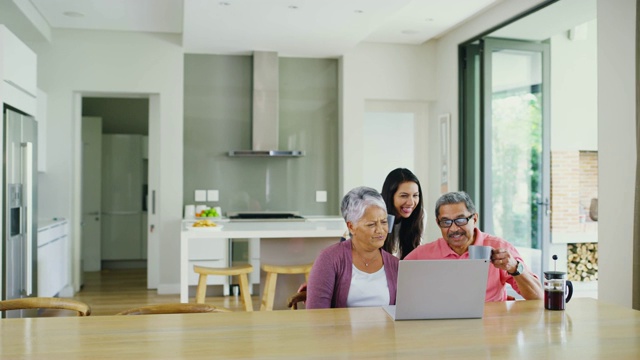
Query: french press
[[544, 255, 573, 310]]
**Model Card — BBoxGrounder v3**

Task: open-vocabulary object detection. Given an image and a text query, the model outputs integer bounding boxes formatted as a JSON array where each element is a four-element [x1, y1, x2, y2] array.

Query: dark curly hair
[[380, 168, 424, 259]]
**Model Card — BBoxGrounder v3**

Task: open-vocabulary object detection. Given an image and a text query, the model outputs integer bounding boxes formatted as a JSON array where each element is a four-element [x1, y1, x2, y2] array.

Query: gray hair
[[435, 191, 476, 218], [341, 186, 387, 224]]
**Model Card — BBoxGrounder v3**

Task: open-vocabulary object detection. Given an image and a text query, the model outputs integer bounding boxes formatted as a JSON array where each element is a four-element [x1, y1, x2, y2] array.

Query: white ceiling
[[27, 0, 500, 57]]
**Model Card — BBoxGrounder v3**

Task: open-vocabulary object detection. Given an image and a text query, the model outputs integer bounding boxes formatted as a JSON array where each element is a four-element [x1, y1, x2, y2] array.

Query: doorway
[[362, 100, 429, 193], [461, 38, 550, 278], [459, 0, 598, 298], [80, 96, 149, 285]]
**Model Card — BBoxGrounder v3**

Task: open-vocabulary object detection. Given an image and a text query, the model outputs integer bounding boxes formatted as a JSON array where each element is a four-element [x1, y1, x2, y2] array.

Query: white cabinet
[[187, 238, 228, 286], [248, 238, 260, 286], [0, 25, 37, 115], [37, 220, 69, 297]]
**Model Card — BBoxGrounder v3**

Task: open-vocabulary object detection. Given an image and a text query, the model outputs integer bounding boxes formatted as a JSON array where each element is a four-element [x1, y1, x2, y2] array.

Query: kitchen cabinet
[[187, 237, 228, 287], [37, 220, 69, 297], [0, 25, 37, 115]]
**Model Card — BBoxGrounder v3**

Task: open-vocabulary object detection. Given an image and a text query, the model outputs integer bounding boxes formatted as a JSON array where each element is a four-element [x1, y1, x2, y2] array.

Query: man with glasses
[[405, 191, 543, 301]]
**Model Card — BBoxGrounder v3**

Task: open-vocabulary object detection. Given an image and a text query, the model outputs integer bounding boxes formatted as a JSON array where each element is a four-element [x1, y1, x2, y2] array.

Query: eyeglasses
[[437, 214, 475, 228]]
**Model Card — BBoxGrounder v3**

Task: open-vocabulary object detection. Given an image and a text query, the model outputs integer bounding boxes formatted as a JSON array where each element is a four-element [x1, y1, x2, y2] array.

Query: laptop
[[383, 259, 490, 320]]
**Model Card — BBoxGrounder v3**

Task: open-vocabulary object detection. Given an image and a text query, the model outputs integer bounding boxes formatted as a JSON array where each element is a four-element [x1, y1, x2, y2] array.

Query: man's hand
[[491, 248, 543, 300], [490, 248, 517, 273]]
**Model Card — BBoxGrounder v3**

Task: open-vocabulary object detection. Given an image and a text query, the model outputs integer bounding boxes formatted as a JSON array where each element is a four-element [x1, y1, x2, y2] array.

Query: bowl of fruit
[[196, 207, 220, 219]]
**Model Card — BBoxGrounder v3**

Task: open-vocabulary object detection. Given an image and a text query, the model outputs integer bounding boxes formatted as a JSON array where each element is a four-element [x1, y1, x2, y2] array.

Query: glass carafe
[[543, 271, 573, 310]]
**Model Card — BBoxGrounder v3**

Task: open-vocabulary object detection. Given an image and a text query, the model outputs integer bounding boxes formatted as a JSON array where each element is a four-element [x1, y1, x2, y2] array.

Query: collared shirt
[[404, 228, 536, 302]]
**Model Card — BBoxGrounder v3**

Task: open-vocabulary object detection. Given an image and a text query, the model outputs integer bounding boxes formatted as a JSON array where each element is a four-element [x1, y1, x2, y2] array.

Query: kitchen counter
[[180, 217, 346, 306], [181, 216, 345, 239]]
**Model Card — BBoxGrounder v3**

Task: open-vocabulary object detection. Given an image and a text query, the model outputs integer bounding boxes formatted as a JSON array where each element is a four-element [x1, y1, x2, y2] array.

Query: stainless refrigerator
[[2, 106, 38, 318]]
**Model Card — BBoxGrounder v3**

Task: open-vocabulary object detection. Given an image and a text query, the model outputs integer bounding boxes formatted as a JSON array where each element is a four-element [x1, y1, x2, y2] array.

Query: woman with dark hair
[[381, 168, 425, 259]]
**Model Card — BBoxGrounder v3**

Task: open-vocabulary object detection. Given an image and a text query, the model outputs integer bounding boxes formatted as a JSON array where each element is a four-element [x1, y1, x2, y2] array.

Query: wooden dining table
[[1, 298, 639, 358]]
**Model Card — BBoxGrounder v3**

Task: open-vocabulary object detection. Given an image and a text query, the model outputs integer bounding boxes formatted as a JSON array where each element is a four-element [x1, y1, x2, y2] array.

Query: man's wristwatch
[[508, 261, 524, 276]]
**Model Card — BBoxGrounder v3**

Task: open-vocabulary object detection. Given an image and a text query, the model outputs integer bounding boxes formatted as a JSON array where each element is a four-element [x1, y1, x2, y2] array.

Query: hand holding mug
[[491, 248, 516, 272]]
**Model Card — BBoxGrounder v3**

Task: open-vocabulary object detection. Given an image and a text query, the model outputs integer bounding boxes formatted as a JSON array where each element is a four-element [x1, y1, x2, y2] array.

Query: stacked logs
[[567, 243, 598, 281]]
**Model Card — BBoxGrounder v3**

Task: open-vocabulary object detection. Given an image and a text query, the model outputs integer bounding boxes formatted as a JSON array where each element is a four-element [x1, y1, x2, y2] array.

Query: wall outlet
[[195, 190, 207, 202], [207, 190, 219, 202], [316, 190, 327, 203]]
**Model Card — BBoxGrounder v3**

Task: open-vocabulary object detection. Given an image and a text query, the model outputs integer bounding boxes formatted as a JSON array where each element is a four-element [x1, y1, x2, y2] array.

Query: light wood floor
[[68, 268, 261, 316]]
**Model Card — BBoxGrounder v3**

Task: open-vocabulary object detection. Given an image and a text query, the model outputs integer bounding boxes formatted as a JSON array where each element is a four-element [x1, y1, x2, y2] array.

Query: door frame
[[72, 92, 159, 292]]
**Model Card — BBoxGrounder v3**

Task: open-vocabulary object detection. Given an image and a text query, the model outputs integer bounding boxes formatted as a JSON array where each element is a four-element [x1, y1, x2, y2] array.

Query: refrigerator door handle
[[22, 141, 34, 296]]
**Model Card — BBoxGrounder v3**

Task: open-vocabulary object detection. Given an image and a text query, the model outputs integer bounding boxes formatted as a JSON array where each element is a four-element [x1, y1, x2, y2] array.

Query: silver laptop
[[384, 259, 490, 320]]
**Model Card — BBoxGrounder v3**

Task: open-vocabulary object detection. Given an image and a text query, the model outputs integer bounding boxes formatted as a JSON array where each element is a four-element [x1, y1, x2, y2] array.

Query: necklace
[[352, 244, 379, 267]]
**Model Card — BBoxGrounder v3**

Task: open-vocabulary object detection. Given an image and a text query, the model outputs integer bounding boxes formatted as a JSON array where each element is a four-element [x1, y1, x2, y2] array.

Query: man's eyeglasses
[[437, 214, 475, 228]]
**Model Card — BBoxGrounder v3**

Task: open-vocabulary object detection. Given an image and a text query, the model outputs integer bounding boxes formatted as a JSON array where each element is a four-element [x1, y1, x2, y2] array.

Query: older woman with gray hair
[[306, 186, 399, 309]]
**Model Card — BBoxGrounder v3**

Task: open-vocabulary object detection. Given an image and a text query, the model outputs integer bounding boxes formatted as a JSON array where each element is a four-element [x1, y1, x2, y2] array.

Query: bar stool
[[260, 263, 313, 311], [194, 264, 254, 312]]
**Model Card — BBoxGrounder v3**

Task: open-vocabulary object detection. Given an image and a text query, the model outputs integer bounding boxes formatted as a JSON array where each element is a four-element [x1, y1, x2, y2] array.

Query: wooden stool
[[260, 263, 313, 311], [194, 264, 254, 312]]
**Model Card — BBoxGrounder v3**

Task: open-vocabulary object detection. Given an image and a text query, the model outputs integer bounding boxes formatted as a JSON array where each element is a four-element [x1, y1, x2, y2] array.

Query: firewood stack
[[567, 243, 598, 281]]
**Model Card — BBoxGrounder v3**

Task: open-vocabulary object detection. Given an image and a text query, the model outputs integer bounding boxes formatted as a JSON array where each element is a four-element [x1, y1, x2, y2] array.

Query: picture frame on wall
[[439, 113, 450, 193]]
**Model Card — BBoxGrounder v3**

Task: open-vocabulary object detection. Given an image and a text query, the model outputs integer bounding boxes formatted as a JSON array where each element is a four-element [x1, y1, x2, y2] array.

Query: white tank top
[[346, 264, 390, 307]]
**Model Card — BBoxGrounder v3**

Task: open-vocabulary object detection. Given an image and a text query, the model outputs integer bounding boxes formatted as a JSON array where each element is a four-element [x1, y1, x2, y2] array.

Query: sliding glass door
[[460, 38, 550, 277]]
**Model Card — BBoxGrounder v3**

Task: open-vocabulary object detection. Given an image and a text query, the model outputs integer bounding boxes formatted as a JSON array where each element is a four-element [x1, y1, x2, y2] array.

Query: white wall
[[597, 0, 636, 308], [550, 19, 598, 151], [340, 42, 434, 224], [30, 29, 184, 293]]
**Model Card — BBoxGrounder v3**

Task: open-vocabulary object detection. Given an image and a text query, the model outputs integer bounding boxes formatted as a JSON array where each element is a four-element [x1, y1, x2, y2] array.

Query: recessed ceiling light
[[401, 30, 419, 35], [63, 11, 84, 18]]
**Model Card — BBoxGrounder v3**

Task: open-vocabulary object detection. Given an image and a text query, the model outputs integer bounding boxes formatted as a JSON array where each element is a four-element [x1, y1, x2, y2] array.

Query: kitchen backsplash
[[183, 54, 339, 216]]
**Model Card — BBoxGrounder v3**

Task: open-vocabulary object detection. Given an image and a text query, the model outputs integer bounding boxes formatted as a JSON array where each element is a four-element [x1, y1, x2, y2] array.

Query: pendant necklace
[[353, 244, 378, 267]]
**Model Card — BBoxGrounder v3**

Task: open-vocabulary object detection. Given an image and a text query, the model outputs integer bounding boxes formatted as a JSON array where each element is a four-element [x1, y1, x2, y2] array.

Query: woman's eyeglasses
[[437, 214, 475, 228]]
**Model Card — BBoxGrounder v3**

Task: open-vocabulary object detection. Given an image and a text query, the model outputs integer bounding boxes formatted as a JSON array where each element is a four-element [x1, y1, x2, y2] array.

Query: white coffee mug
[[468, 245, 493, 260]]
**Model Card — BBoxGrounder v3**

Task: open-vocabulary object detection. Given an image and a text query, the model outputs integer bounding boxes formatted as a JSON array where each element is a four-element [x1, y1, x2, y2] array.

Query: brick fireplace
[[551, 150, 598, 282]]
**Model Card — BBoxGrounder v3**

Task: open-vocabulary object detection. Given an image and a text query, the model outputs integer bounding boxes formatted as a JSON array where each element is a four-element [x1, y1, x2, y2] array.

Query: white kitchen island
[[180, 217, 346, 308]]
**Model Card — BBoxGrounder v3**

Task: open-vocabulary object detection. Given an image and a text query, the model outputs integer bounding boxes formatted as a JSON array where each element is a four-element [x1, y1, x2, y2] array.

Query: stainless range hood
[[228, 51, 304, 157]]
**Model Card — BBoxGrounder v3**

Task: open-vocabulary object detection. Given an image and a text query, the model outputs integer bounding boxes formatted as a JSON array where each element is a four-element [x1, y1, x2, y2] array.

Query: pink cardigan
[[306, 239, 399, 309]]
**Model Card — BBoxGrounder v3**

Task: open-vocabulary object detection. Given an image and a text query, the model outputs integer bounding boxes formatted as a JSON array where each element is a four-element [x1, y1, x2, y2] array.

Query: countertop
[[181, 216, 346, 239]]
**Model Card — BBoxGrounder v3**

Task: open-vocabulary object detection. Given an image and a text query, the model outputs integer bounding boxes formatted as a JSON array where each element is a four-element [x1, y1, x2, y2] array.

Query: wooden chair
[[260, 263, 313, 311], [0, 297, 91, 316], [116, 303, 225, 315], [193, 264, 254, 311]]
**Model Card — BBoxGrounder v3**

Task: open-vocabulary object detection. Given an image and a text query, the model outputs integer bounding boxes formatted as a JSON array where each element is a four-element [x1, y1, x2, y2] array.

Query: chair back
[[117, 303, 224, 315], [0, 297, 91, 316]]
